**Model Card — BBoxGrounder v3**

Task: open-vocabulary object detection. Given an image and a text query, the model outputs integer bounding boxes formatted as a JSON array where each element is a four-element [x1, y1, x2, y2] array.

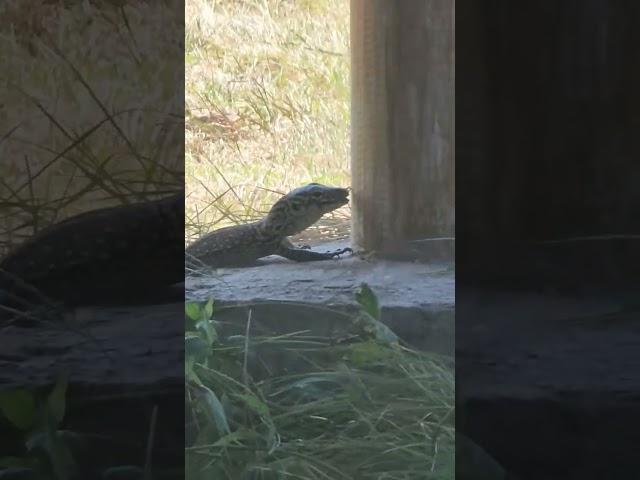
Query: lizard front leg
[[276, 238, 352, 262]]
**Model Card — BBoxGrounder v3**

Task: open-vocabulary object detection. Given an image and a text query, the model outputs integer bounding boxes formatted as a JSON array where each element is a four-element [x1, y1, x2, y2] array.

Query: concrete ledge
[[185, 241, 455, 354], [197, 301, 454, 355], [0, 301, 184, 389], [457, 289, 640, 479]]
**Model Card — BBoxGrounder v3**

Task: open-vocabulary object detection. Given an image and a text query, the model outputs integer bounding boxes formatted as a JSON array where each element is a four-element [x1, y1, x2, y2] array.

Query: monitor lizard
[[0, 190, 184, 314], [185, 183, 352, 270]]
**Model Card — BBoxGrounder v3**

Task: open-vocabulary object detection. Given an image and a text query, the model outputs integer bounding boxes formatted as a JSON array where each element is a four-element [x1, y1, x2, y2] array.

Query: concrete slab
[[457, 290, 640, 399], [0, 301, 184, 389], [186, 241, 454, 306], [457, 289, 640, 479], [185, 240, 455, 354]]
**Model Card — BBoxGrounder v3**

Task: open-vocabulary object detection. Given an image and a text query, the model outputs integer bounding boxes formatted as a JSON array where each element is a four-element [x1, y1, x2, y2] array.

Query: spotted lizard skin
[[0, 191, 184, 310], [186, 183, 352, 269]]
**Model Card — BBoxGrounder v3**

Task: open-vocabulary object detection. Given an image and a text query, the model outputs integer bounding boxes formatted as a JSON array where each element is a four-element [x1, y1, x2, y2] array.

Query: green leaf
[[24, 432, 45, 452], [185, 335, 210, 365], [364, 315, 399, 345], [355, 283, 381, 320], [47, 375, 68, 427], [185, 301, 202, 321], [0, 390, 36, 431], [203, 298, 214, 320], [24, 428, 75, 480], [45, 426, 75, 480], [196, 318, 217, 346], [196, 385, 230, 435], [346, 341, 394, 366]]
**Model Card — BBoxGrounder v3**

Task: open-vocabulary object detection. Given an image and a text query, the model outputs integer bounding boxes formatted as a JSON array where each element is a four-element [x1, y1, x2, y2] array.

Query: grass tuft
[[0, 0, 184, 257], [185, 299, 455, 479]]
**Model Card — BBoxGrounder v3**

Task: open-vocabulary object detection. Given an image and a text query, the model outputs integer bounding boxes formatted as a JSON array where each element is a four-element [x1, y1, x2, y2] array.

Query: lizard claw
[[328, 247, 353, 258]]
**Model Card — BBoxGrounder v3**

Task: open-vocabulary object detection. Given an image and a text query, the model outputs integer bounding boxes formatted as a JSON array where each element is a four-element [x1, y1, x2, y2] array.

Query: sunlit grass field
[[185, 0, 351, 242]]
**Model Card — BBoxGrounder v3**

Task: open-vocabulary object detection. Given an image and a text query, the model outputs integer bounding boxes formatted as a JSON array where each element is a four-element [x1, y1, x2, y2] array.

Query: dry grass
[[185, 0, 351, 242], [0, 0, 184, 257]]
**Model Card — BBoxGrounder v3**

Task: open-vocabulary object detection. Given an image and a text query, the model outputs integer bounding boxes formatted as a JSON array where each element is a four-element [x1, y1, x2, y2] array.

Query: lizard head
[[263, 183, 349, 236]]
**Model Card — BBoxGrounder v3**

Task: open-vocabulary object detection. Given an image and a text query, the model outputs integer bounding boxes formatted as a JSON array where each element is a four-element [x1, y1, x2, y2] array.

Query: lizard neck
[[255, 218, 287, 243]]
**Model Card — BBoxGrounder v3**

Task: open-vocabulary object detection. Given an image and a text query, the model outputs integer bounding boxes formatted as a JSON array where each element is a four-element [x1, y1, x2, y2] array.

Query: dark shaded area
[[457, 0, 640, 478], [0, 385, 184, 473], [457, 0, 640, 292], [464, 396, 640, 479], [0, 2, 185, 478]]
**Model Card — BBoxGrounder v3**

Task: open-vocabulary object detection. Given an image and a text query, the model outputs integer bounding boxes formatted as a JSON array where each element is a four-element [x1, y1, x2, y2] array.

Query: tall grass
[[0, 0, 184, 257], [185, 299, 455, 479], [185, 0, 351, 242]]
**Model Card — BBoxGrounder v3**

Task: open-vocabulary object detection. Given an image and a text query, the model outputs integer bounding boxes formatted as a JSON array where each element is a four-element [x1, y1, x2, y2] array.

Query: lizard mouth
[[321, 188, 349, 209]]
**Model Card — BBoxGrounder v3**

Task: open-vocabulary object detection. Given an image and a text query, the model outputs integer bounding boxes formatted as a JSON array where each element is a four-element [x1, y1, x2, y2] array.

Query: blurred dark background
[[457, 1, 640, 478]]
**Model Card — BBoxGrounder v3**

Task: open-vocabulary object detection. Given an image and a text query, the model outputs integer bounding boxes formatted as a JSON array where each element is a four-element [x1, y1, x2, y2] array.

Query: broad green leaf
[[355, 283, 380, 320], [185, 301, 202, 321], [347, 341, 394, 366], [0, 390, 36, 431], [196, 318, 217, 346], [185, 335, 210, 364], [364, 315, 398, 344], [203, 298, 214, 320], [25, 428, 75, 480], [196, 385, 230, 435], [47, 375, 68, 427], [45, 421, 75, 480]]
